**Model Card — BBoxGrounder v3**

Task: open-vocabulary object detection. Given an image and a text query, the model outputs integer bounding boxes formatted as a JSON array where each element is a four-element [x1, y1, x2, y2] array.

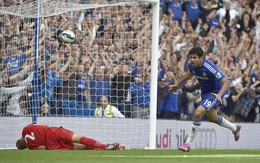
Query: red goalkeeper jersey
[[22, 124, 48, 150], [22, 124, 74, 150]]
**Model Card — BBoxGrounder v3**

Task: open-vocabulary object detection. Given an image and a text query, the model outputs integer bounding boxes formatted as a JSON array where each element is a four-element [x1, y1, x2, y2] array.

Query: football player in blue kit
[[168, 47, 241, 152]]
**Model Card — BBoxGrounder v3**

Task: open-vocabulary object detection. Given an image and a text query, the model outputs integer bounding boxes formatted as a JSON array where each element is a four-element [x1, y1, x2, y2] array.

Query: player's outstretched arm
[[168, 71, 193, 92]]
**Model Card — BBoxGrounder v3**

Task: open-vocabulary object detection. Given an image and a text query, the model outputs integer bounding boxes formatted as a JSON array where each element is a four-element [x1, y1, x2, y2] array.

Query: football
[[61, 30, 75, 43]]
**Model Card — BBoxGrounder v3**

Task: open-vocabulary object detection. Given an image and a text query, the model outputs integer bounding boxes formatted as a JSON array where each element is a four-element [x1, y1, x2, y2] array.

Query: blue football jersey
[[77, 77, 88, 93], [188, 59, 225, 96], [5, 53, 26, 75]]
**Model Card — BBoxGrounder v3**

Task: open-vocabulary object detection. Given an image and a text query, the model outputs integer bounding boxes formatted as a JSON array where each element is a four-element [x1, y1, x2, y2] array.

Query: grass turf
[[0, 149, 260, 163]]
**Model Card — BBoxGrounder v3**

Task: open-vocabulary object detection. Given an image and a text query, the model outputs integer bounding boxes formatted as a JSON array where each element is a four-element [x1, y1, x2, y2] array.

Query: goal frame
[[1, 0, 160, 149]]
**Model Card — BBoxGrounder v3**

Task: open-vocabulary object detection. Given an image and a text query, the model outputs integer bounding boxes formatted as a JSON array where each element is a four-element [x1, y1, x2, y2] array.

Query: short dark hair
[[189, 47, 204, 58], [16, 139, 27, 150]]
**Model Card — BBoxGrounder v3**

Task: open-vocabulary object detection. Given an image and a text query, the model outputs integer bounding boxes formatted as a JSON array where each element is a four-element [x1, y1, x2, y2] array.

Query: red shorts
[[46, 127, 74, 150]]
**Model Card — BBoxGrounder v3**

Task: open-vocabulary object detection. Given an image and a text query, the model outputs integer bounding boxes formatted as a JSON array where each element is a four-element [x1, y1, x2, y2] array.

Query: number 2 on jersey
[[25, 132, 35, 143]]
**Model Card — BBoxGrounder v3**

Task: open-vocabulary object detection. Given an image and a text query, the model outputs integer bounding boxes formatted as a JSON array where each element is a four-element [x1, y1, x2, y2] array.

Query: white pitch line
[[93, 154, 260, 158]]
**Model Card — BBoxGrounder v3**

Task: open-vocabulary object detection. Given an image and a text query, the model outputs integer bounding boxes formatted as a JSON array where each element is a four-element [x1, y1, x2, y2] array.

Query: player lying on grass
[[16, 124, 125, 150]]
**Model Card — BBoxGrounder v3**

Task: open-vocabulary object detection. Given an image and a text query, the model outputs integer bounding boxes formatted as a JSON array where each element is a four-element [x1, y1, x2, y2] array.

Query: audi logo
[[194, 128, 217, 149]]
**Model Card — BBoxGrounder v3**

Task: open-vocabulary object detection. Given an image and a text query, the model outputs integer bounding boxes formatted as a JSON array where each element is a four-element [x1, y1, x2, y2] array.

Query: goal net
[[0, 0, 159, 149]]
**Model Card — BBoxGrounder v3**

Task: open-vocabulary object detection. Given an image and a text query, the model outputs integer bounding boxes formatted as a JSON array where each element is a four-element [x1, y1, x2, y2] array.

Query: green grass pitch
[[0, 149, 260, 163]]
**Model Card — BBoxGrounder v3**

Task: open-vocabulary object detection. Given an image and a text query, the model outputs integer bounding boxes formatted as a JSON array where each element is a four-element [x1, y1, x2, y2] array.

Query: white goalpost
[[0, 0, 159, 149]]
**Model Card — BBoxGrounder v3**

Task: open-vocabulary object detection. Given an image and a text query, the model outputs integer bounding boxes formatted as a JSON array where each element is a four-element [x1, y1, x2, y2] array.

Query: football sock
[[185, 121, 201, 145], [216, 115, 236, 132], [80, 137, 107, 150]]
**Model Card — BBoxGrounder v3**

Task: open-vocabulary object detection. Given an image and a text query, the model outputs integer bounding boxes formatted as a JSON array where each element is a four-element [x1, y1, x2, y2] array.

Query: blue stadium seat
[[62, 99, 95, 117]]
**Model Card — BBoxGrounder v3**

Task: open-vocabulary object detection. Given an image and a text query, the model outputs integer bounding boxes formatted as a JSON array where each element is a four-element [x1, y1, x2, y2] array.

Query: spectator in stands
[[0, 74, 29, 114], [89, 65, 110, 109], [199, 0, 214, 23], [76, 65, 90, 106], [252, 2, 260, 41], [160, 0, 168, 15], [0, 43, 5, 71], [44, 46, 74, 114], [233, 80, 260, 122], [159, 68, 180, 119], [221, 83, 245, 122], [18, 95, 32, 116], [196, 18, 208, 37], [254, 82, 260, 123], [217, 2, 234, 23], [4, 42, 32, 75], [129, 63, 150, 119], [157, 77, 168, 118], [161, 85, 182, 120], [110, 61, 133, 118], [50, 54, 79, 114], [155, 59, 168, 116], [94, 96, 125, 118], [186, 0, 201, 30], [40, 61, 62, 115], [19, 34, 31, 53], [47, 38, 60, 62], [6, 72, 33, 116], [167, 0, 183, 22], [60, 56, 80, 102], [207, 9, 220, 30], [239, 10, 254, 34]]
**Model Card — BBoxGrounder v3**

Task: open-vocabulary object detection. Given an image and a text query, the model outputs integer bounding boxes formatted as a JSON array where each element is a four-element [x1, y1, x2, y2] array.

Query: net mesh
[[0, 0, 155, 149], [0, 0, 156, 18]]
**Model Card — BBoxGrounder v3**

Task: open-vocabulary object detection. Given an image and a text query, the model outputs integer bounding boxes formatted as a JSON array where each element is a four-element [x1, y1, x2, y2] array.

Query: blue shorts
[[200, 93, 220, 111]]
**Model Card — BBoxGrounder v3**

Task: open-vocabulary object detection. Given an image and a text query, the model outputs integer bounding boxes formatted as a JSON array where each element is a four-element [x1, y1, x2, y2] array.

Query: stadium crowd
[[0, 0, 260, 122]]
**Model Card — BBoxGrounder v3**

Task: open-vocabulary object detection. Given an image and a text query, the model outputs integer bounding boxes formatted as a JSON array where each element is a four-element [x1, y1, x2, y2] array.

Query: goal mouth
[[0, 0, 159, 150]]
